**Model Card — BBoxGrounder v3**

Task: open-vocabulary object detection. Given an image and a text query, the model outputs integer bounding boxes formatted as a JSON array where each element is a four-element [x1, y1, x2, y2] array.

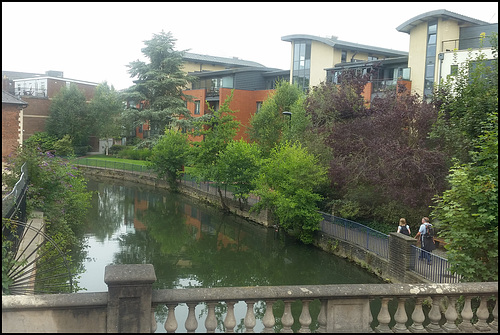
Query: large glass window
[[424, 21, 438, 98], [194, 101, 200, 115], [292, 40, 311, 92]]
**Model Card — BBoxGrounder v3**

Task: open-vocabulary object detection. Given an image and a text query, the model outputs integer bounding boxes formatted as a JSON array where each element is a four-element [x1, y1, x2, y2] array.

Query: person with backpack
[[397, 218, 411, 236], [414, 217, 435, 264]]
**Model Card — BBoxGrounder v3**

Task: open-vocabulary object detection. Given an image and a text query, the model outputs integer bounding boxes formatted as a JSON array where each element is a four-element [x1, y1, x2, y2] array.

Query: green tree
[[248, 80, 307, 157], [431, 33, 498, 164], [216, 139, 262, 209], [148, 128, 190, 191], [45, 84, 92, 155], [89, 82, 124, 155], [22, 132, 58, 153], [251, 141, 328, 244], [431, 110, 498, 282], [186, 91, 241, 211], [122, 30, 195, 137]]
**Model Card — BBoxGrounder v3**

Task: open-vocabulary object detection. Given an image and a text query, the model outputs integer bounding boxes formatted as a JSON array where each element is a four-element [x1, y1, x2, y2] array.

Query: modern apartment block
[[184, 66, 289, 142], [281, 9, 497, 100], [396, 9, 498, 97], [281, 34, 408, 93], [132, 53, 289, 140]]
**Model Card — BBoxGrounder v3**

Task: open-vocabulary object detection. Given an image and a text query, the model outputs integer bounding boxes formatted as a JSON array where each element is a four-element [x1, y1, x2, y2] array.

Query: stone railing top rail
[[151, 282, 498, 304]]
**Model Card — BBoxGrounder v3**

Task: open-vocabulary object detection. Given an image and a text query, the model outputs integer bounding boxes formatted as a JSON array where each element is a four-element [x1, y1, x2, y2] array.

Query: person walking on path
[[397, 218, 411, 236], [414, 217, 435, 264]]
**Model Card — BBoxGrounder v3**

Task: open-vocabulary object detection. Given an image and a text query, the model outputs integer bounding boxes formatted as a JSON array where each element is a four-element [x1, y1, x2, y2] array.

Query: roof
[[281, 34, 408, 57], [183, 52, 265, 68], [2, 90, 28, 106], [12, 76, 99, 86], [189, 66, 285, 78], [396, 9, 489, 34], [3, 71, 45, 80]]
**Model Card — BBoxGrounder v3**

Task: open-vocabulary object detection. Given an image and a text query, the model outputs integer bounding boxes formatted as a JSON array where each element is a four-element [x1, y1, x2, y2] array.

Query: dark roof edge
[[396, 9, 490, 34]]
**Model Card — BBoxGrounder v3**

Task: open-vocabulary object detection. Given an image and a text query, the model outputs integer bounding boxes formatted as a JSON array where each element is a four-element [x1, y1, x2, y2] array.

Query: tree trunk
[[218, 187, 230, 212]]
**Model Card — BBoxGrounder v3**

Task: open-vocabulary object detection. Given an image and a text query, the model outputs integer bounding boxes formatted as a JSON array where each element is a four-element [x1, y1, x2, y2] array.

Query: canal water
[[77, 175, 384, 332]]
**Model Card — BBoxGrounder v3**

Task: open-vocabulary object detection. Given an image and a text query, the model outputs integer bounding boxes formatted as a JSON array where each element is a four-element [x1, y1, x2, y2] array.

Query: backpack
[[399, 225, 410, 236], [424, 224, 434, 238]]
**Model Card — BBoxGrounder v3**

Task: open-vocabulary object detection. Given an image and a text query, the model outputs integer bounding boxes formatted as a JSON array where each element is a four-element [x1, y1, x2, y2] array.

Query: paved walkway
[[11, 211, 45, 295]]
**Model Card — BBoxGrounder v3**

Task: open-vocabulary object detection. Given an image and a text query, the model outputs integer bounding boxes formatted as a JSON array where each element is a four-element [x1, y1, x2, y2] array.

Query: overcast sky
[[2, 2, 498, 91]]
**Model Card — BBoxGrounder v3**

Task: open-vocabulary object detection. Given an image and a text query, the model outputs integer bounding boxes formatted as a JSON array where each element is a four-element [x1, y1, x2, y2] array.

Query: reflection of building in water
[[133, 195, 148, 231], [182, 204, 247, 251]]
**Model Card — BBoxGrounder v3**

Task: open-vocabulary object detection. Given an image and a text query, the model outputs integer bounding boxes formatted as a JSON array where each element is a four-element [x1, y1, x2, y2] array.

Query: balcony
[[15, 88, 47, 98]]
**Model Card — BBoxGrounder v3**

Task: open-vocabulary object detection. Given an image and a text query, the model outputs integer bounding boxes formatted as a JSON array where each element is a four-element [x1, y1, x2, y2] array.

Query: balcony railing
[[15, 88, 47, 98]]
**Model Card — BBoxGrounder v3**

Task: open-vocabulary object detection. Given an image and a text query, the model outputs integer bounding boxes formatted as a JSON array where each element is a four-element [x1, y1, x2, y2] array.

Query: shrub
[[109, 145, 126, 156]]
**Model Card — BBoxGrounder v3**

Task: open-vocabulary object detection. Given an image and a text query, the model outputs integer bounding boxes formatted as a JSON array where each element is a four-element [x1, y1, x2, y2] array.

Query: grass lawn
[[73, 155, 149, 166]]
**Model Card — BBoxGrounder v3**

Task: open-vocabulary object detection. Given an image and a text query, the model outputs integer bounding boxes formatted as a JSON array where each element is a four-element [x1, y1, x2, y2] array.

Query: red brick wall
[[219, 88, 274, 141], [21, 97, 52, 140], [2, 104, 21, 162]]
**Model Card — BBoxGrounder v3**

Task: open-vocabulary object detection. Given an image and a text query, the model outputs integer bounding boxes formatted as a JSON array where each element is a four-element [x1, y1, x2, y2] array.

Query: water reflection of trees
[[82, 177, 384, 331]]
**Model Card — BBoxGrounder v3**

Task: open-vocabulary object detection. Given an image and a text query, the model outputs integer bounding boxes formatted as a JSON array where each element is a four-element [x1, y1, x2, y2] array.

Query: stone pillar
[[105, 264, 157, 333], [388, 232, 417, 283]]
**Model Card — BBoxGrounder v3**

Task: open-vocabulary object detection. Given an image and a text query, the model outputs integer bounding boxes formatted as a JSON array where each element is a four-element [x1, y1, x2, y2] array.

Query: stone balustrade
[[2, 264, 498, 333]]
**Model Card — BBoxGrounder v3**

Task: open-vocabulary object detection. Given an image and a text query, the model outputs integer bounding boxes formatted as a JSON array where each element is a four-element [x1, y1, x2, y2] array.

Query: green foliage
[[23, 132, 58, 153], [122, 30, 195, 136], [109, 144, 126, 155], [2, 146, 92, 292], [430, 34, 498, 282], [251, 141, 328, 244], [215, 139, 262, 206], [53, 134, 75, 157], [248, 80, 307, 157], [2, 219, 27, 294], [148, 128, 190, 191], [431, 111, 498, 282], [116, 147, 152, 160], [89, 82, 124, 155], [187, 91, 240, 182], [431, 33, 498, 164], [45, 84, 92, 149]]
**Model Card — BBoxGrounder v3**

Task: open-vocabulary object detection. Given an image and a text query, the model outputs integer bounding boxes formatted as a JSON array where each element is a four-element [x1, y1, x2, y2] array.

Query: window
[[341, 50, 347, 63], [424, 21, 438, 97], [256, 101, 263, 113], [367, 55, 378, 61], [194, 101, 200, 115], [292, 40, 311, 92], [450, 65, 458, 76]]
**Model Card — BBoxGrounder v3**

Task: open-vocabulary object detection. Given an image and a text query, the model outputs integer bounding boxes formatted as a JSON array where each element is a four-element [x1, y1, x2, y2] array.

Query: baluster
[[244, 300, 256, 333], [185, 302, 198, 333], [409, 297, 426, 332], [205, 302, 217, 333], [375, 297, 392, 332], [281, 300, 295, 333], [474, 295, 491, 331], [164, 303, 178, 333], [490, 296, 498, 330], [458, 295, 474, 332], [151, 308, 157, 333], [317, 299, 327, 333], [262, 300, 276, 333], [442, 296, 458, 332], [425, 296, 443, 332], [298, 299, 312, 333], [393, 297, 409, 332], [224, 301, 237, 333]]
